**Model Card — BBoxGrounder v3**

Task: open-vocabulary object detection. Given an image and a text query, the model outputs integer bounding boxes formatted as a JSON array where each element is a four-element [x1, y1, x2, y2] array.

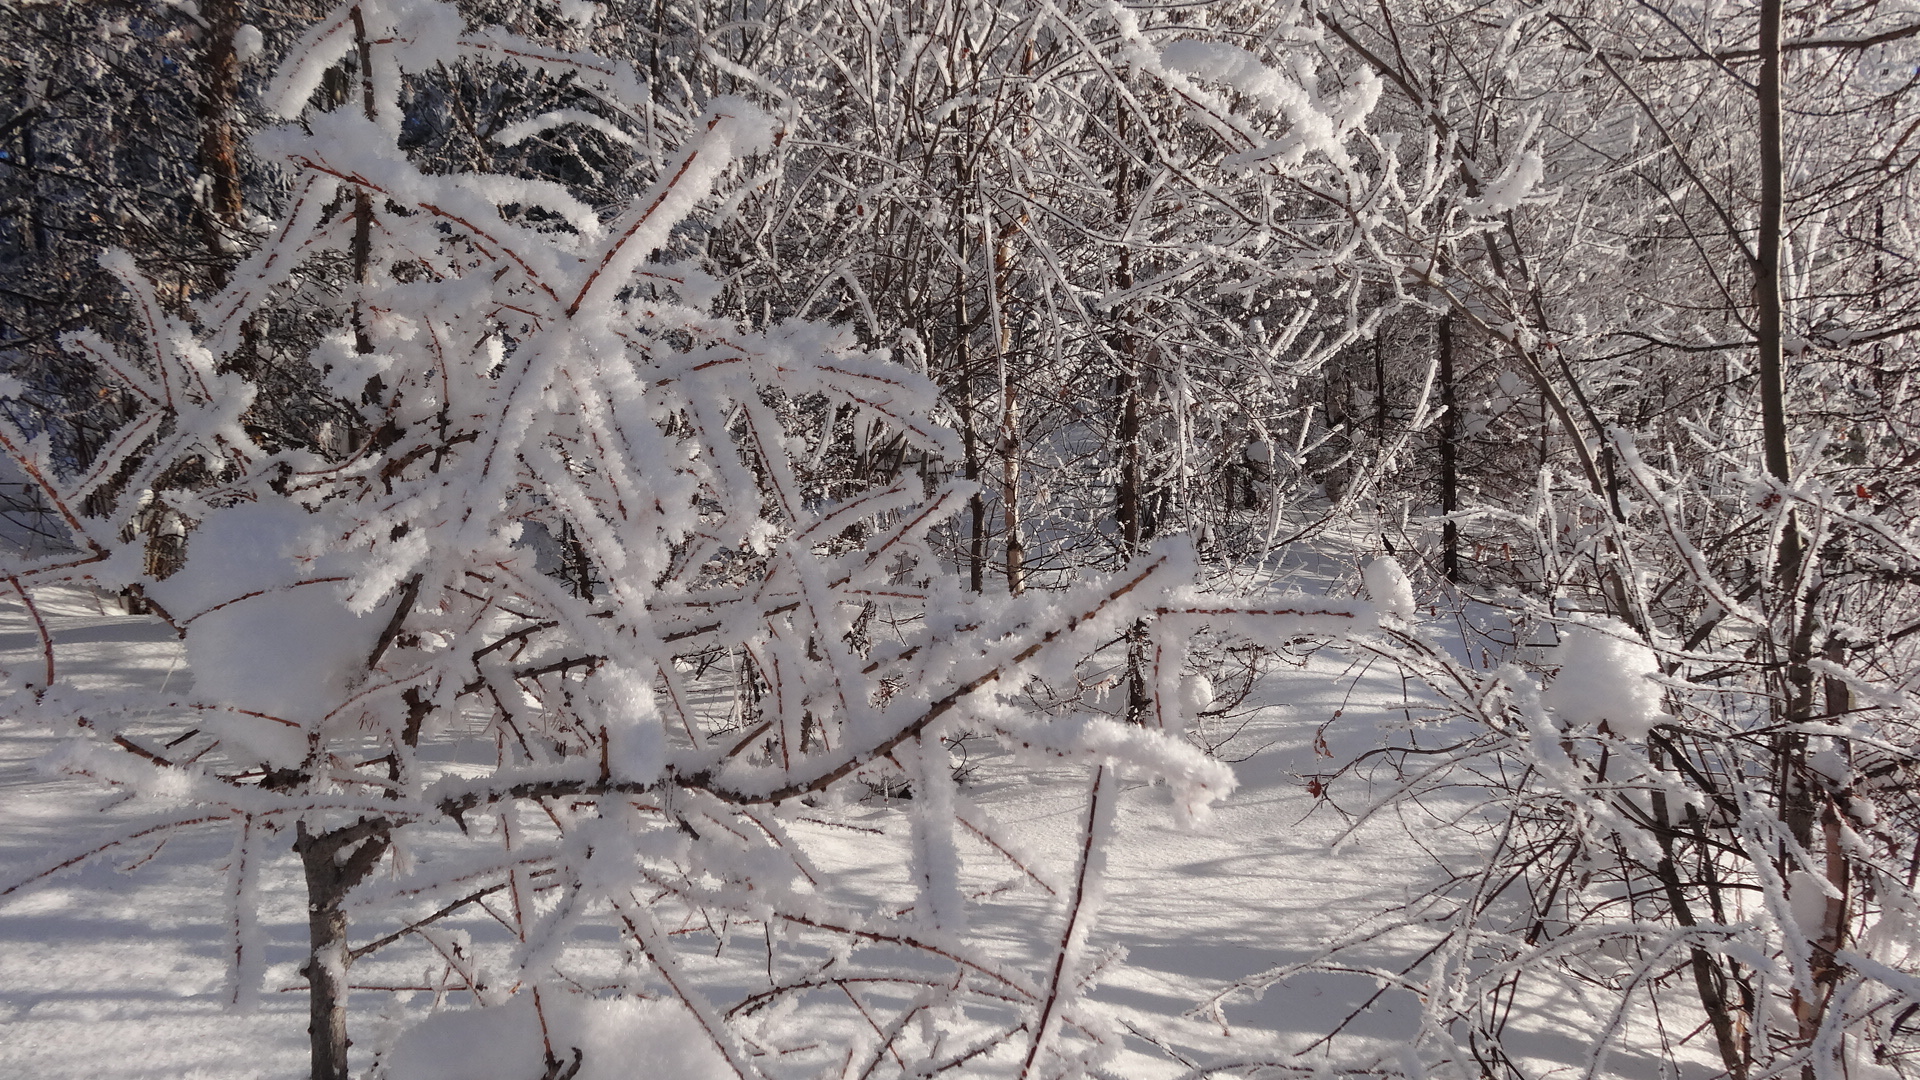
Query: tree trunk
[[196, 0, 244, 286], [1116, 334, 1152, 724], [1116, 355, 1144, 556], [349, 7, 379, 358], [1112, 102, 1154, 723], [953, 190, 984, 594], [1648, 753, 1751, 1080], [1750, 6, 1845, 1069], [292, 27, 397, 1080], [1755, 0, 1811, 724], [1437, 311, 1460, 583], [1372, 329, 1388, 443], [990, 215, 1023, 597], [1756, 0, 1789, 497], [294, 818, 390, 1080]]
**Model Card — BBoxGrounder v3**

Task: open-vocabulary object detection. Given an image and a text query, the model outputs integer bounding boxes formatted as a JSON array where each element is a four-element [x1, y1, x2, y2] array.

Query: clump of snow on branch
[[145, 500, 389, 767], [1545, 621, 1666, 739], [1461, 147, 1547, 217], [1363, 556, 1414, 621]]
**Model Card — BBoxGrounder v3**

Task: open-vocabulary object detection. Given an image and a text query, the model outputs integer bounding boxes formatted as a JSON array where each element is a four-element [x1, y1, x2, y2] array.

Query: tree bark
[[349, 6, 378, 358], [1756, 0, 1814, 730], [196, 0, 244, 286], [291, 26, 398, 1080], [295, 818, 390, 1080], [1438, 311, 1460, 583], [1111, 103, 1154, 723], [1757, 0, 1789, 495], [989, 213, 1023, 596], [1648, 751, 1751, 1080], [1372, 329, 1388, 443], [953, 188, 984, 595]]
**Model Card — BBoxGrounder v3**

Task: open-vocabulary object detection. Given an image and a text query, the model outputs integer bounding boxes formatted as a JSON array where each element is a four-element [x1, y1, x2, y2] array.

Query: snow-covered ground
[[0, 573, 1674, 1079], [0, 586, 312, 1078]]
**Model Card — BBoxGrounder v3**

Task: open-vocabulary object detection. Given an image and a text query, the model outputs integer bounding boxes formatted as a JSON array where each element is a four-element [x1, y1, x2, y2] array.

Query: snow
[[0, 589, 309, 1079], [491, 109, 635, 148], [143, 501, 390, 767], [0, 572, 1711, 1080], [234, 23, 264, 63], [1543, 621, 1666, 740], [1461, 150, 1546, 217], [1149, 36, 1379, 172], [0, 582, 1281, 1069], [587, 664, 666, 782], [1, 0, 1858, 1073], [1362, 556, 1414, 620], [384, 995, 733, 1080], [549, 0, 600, 26]]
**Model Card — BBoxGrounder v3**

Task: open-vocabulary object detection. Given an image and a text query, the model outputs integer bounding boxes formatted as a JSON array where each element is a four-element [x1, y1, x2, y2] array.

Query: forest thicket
[[1, 1, 1918, 1079]]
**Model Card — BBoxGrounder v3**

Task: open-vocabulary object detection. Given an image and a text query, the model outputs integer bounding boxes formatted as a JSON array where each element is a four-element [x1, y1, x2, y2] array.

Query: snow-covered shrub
[[1200, 530, 1920, 1080], [0, 4, 1374, 1077]]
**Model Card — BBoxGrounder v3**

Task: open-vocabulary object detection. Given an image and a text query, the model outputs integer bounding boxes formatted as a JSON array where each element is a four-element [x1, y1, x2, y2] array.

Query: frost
[[1788, 869, 1837, 933], [549, 0, 599, 27], [20, 2, 1907, 1078], [1808, 742, 1852, 784], [491, 109, 633, 148], [145, 501, 388, 766], [586, 664, 664, 782], [0, 9, 1379, 1069], [1153, 37, 1378, 171]]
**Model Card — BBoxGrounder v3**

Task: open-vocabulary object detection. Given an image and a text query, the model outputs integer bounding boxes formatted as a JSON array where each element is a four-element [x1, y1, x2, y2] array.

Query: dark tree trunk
[[1437, 311, 1460, 583], [294, 818, 390, 1080], [992, 221, 1024, 597], [1111, 101, 1154, 724], [953, 191, 984, 595], [196, 0, 244, 286], [1372, 330, 1388, 442], [349, 7, 379, 358]]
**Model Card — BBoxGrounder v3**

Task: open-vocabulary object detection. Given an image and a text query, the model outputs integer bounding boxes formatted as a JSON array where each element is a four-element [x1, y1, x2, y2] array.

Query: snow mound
[[383, 994, 732, 1080], [233, 23, 264, 63]]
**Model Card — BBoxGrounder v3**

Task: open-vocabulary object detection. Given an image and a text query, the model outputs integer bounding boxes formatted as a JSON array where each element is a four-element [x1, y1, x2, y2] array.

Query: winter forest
[[0, 0, 1917, 1077]]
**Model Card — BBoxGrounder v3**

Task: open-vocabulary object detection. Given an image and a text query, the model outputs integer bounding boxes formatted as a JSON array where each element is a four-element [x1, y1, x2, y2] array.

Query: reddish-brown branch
[[566, 113, 727, 319], [8, 575, 54, 688], [1, 815, 232, 898], [181, 578, 354, 625], [1020, 765, 1108, 1079]]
